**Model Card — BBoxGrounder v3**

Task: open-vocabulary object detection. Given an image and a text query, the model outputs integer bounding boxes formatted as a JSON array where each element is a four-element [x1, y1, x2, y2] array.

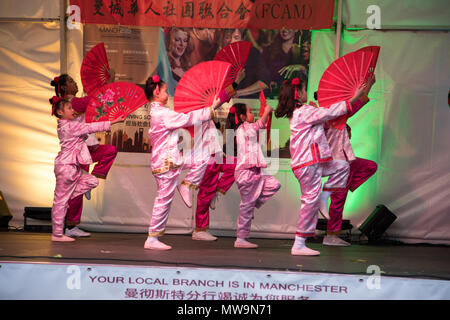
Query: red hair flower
[[152, 75, 160, 95], [50, 96, 63, 115], [229, 106, 239, 125], [291, 78, 301, 100]]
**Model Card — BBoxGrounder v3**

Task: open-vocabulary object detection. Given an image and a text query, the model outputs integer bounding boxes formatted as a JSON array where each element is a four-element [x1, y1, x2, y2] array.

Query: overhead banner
[[70, 0, 334, 30]]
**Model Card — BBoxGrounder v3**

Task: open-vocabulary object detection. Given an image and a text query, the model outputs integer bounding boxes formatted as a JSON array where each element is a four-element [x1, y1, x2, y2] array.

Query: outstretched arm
[[260, 104, 272, 126]]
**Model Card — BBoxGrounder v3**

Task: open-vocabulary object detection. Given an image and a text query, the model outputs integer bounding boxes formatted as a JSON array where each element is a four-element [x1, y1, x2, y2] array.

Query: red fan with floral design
[[214, 41, 252, 87], [85, 82, 147, 123], [81, 42, 111, 96], [316, 49, 374, 130]]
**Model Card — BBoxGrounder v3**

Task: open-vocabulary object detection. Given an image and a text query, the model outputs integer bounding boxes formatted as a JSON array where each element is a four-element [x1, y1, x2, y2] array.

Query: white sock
[[236, 237, 247, 243], [293, 236, 307, 249], [146, 236, 158, 243], [319, 191, 332, 203]]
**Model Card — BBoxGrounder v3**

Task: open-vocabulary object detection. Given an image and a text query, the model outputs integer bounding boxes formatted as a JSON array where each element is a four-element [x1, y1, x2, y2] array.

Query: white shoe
[[192, 231, 218, 241], [84, 190, 91, 200], [209, 193, 219, 210], [177, 184, 192, 208], [318, 191, 331, 219], [65, 226, 91, 237], [52, 234, 75, 242], [234, 239, 258, 249], [291, 247, 320, 256], [323, 235, 351, 247], [144, 237, 172, 250]]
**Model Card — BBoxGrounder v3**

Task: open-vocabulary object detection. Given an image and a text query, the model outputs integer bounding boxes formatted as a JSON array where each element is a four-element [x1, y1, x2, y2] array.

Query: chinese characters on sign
[[70, 0, 335, 30]]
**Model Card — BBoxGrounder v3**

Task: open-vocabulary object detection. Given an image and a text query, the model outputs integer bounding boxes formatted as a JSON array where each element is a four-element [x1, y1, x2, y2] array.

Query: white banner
[[1, 262, 449, 300]]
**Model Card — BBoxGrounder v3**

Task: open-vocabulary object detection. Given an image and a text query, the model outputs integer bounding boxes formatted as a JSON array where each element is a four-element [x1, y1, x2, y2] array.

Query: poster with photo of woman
[[159, 27, 311, 101], [158, 27, 311, 162]]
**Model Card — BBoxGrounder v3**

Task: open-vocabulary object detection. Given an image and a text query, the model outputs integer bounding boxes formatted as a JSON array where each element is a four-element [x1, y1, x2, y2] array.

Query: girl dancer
[[275, 78, 366, 255], [50, 97, 124, 242], [145, 75, 222, 250], [321, 75, 378, 246], [51, 75, 118, 237], [192, 69, 246, 241], [230, 103, 281, 249]]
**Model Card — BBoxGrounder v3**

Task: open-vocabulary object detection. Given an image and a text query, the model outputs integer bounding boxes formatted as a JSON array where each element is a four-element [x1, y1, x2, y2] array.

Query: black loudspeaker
[[23, 207, 52, 232], [0, 191, 13, 231], [359, 204, 397, 241], [316, 219, 353, 231]]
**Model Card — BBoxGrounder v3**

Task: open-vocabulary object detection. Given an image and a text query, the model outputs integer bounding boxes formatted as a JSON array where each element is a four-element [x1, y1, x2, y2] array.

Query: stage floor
[[0, 231, 449, 281]]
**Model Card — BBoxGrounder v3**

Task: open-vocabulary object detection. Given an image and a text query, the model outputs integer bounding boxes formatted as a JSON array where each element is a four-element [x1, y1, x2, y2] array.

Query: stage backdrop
[[0, 0, 449, 244]]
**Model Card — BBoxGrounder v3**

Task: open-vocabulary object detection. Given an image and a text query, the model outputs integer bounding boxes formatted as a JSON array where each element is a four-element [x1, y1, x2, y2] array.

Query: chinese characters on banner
[[70, 0, 334, 30]]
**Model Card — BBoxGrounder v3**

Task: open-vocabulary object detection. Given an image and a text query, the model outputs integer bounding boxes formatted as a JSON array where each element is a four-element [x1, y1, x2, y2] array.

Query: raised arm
[[163, 107, 213, 130], [69, 114, 125, 136], [301, 101, 351, 125], [260, 104, 272, 126]]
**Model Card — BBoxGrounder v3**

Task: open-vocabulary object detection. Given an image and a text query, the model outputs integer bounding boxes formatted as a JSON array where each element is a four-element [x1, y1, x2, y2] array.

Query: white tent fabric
[[0, 0, 449, 244], [0, 21, 61, 215], [0, 0, 59, 19], [342, 0, 450, 29]]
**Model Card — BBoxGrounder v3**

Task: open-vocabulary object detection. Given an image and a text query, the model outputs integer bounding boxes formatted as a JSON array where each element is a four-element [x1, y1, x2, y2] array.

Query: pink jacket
[[54, 119, 111, 166], [324, 96, 369, 161], [193, 119, 223, 156], [148, 102, 213, 175], [289, 101, 351, 171], [69, 95, 99, 147], [235, 119, 267, 171]]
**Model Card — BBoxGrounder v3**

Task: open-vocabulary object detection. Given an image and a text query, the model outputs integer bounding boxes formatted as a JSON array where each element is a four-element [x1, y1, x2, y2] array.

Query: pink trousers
[[65, 144, 117, 226], [52, 164, 98, 237], [195, 155, 236, 231], [293, 160, 349, 237], [235, 167, 281, 239], [148, 158, 210, 237], [327, 157, 377, 234]]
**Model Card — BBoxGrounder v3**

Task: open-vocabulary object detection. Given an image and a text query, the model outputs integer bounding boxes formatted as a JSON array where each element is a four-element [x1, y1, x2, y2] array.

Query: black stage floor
[[0, 231, 449, 281]]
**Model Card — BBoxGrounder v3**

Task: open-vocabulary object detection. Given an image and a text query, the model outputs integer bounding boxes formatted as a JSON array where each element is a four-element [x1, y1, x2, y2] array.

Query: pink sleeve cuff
[[218, 84, 236, 104], [349, 94, 369, 117]]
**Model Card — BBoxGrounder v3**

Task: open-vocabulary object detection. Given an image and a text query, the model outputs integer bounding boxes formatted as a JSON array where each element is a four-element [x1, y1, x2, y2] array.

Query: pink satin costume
[[147, 102, 214, 237], [65, 96, 118, 227], [289, 101, 353, 237], [195, 85, 238, 231], [234, 119, 281, 239], [52, 119, 111, 237], [324, 95, 378, 234]]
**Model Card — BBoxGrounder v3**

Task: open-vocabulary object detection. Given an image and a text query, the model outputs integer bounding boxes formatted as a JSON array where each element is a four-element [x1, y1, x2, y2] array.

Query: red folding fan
[[356, 46, 380, 82], [213, 41, 252, 88], [174, 61, 232, 136], [85, 82, 147, 123], [259, 82, 272, 145], [316, 49, 374, 130], [81, 42, 111, 96]]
